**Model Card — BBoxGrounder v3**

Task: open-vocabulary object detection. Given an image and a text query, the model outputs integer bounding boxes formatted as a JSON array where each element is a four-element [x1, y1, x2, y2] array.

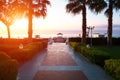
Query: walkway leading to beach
[[17, 43, 112, 80]]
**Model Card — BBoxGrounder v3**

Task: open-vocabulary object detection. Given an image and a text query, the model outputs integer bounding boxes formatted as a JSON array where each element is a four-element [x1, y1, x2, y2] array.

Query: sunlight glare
[[11, 18, 28, 30]]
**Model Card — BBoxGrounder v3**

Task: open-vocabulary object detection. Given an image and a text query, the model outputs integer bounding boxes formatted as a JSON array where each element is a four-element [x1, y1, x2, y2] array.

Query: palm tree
[[66, 0, 109, 44], [0, 0, 25, 39], [66, 0, 87, 44], [88, 0, 120, 46], [21, 0, 51, 40]]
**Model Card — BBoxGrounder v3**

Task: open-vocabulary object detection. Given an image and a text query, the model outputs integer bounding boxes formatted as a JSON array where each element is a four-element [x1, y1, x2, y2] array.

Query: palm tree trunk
[[7, 26, 10, 39], [81, 2, 87, 44], [28, 0, 33, 41], [107, 0, 113, 46]]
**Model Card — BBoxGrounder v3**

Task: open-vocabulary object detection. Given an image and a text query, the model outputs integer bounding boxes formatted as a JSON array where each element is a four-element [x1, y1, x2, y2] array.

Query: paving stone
[[33, 71, 88, 80], [42, 43, 77, 66]]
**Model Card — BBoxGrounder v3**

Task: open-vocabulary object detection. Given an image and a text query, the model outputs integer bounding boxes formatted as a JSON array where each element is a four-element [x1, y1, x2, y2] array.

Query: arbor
[[21, 0, 51, 40], [89, 0, 120, 46], [0, 0, 25, 39]]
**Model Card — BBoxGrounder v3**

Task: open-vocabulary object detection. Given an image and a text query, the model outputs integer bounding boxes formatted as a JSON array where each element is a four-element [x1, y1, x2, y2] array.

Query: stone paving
[[17, 43, 113, 80]]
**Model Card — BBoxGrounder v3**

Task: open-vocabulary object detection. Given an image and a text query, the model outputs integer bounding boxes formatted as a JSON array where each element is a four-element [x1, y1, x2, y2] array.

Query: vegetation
[[0, 52, 18, 80], [104, 59, 120, 80], [18, 0, 51, 40], [0, 39, 48, 63], [87, 0, 120, 46], [8, 42, 47, 63], [69, 41, 120, 80], [66, 0, 87, 44], [0, 0, 51, 40], [0, 39, 48, 80], [105, 0, 120, 46], [69, 42, 110, 66], [66, 0, 120, 46], [0, 0, 26, 39], [65, 0, 106, 44]]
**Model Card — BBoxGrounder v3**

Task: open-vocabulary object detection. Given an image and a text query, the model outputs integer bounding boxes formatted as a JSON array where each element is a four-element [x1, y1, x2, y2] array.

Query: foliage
[[0, 40, 47, 80], [0, 0, 26, 38], [69, 37, 120, 46], [104, 59, 120, 80], [0, 52, 18, 80], [0, 52, 11, 61], [66, 0, 87, 44], [8, 42, 47, 62], [69, 42, 110, 66], [20, 0, 51, 39]]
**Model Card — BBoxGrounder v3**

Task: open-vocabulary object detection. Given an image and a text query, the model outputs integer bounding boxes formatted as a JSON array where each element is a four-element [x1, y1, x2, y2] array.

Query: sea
[[0, 30, 120, 38]]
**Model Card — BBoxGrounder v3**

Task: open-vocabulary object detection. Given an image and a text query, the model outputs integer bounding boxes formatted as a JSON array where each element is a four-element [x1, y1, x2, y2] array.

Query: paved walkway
[[17, 43, 113, 80]]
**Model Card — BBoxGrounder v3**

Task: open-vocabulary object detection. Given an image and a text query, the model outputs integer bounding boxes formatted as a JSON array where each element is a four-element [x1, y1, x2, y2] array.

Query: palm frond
[[66, 0, 80, 13], [68, 0, 75, 3], [32, 0, 50, 18], [34, 9, 46, 18], [66, 2, 76, 12], [71, 5, 83, 14], [114, 0, 120, 10], [104, 8, 109, 17], [42, 0, 51, 6], [88, 0, 107, 14]]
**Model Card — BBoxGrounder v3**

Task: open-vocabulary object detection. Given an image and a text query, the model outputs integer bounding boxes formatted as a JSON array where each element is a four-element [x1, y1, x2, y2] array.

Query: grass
[[94, 46, 120, 59]]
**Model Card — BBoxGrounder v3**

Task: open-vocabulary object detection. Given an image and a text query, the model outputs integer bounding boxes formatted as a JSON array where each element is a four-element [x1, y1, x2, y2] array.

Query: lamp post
[[87, 26, 95, 46]]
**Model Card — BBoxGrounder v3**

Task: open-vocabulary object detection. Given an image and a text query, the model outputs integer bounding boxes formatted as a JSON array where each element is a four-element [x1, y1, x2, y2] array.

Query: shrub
[[0, 60, 18, 80], [69, 42, 110, 66], [0, 52, 18, 80], [0, 52, 11, 61], [104, 59, 120, 80], [69, 42, 80, 50], [8, 42, 46, 63], [69, 37, 120, 46]]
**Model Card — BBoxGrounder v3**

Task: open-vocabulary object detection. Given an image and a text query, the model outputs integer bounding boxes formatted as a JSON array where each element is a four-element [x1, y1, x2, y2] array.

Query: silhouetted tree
[[0, 0, 25, 39], [21, 0, 51, 40], [88, 0, 120, 46], [66, 0, 87, 44]]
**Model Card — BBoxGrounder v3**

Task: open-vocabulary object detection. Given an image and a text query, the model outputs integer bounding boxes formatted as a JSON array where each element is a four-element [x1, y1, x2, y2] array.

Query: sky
[[0, 0, 120, 38]]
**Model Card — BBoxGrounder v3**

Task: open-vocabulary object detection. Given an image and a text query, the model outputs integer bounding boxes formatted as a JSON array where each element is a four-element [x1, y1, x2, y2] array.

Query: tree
[[106, 0, 120, 46], [0, 0, 26, 39], [66, 0, 87, 44], [88, 0, 120, 46], [21, 0, 51, 40]]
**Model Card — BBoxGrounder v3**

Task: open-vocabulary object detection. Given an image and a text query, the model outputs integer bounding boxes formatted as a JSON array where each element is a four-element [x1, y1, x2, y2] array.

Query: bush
[[68, 37, 120, 46], [0, 52, 11, 61], [0, 60, 18, 80], [69, 42, 110, 66], [8, 42, 47, 63], [104, 59, 120, 80], [0, 52, 18, 80]]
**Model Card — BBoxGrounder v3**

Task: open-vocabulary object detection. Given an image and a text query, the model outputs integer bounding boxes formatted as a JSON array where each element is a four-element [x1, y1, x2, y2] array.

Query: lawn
[[94, 46, 120, 59]]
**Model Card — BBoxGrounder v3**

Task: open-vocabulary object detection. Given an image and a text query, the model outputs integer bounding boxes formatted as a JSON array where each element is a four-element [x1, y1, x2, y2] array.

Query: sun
[[11, 18, 28, 30], [9, 18, 28, 36]]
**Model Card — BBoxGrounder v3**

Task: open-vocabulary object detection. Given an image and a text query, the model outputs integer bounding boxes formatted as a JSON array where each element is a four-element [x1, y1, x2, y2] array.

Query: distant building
[[93, 33, 105, 38], [53, 33, 66, 42]]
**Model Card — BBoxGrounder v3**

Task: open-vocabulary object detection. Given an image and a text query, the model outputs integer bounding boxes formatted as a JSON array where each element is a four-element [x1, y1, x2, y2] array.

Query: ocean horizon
[[0, 29, 120, 38]]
